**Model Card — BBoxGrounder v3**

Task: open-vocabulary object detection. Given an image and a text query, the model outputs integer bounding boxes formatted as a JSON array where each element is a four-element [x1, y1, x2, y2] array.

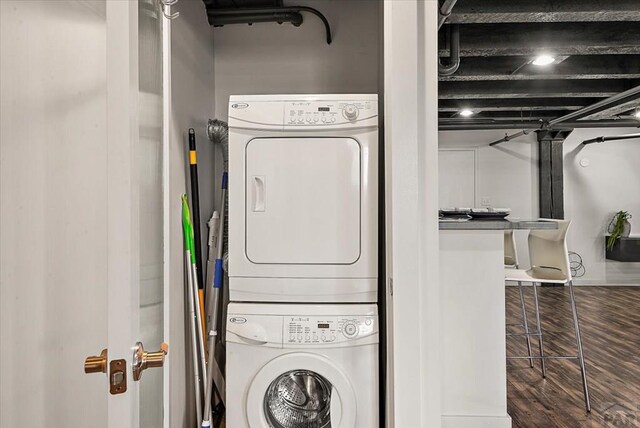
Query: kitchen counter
[[439, 219, 557, 428], [439, 218, 558, 231]]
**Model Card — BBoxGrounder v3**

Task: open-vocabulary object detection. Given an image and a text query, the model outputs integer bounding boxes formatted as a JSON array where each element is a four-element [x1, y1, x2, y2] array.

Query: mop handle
[[188, 129, 204, 289]]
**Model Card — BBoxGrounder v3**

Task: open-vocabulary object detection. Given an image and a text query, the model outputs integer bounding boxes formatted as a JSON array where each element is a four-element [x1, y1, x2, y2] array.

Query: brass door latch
[[132, 342, 168, 381], [84, 349, 127, 394], [84, 349, 108, 375]]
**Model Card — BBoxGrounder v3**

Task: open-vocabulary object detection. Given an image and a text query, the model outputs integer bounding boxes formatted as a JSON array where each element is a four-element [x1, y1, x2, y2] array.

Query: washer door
[[247, 353, 357, 428]]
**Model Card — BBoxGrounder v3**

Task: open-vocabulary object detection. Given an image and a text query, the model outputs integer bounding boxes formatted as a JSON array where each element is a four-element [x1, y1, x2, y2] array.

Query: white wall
[[1, 1, 108, 426], [212, 0, 380, 121], [439, 128, 640, 285], [564, 128, 640, 285], [169, 2, 216, 426]]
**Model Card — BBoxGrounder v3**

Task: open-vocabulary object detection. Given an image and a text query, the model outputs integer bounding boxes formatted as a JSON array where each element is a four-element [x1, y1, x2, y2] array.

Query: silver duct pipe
[[439, 25, 460, 76], [582, 132, 640, 145], [208, 119, 229, 171], [207, 119, 229, 268], [549, 84, 640, 125], [438, 0, 458, 29]]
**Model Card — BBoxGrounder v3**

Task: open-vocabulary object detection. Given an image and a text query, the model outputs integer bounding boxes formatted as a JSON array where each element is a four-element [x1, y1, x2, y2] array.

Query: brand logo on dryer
[[231, 103, 249, 109], [229, 317, 247, 324]]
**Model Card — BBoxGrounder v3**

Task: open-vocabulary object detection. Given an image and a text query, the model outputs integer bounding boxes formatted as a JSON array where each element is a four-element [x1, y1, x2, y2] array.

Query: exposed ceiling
[[438, 0, 640, 130]]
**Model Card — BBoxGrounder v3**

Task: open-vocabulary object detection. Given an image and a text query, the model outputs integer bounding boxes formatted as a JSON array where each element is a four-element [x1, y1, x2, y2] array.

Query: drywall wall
[[169, 1, 216, 426], [564, 128, 640, 285], [439, 129, 539, 270], [439, 128, 640, 285], [211, 0, 380, 120], [1, 1, 108, 425]]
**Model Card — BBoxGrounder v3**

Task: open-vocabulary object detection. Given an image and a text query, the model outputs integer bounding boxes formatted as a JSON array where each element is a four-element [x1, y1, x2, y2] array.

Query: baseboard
[[442, 414, 512, 428]]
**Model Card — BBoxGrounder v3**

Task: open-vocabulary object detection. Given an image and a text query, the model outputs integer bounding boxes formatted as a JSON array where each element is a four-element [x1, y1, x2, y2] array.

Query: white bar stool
[[505, 219, 591, 412], [504, 230, 534, 368]]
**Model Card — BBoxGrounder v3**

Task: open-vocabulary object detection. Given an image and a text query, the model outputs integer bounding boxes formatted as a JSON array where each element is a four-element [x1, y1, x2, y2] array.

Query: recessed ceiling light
[[635, 108, 640, 119], [532, 55, 555, 66], [460, 109, 474, 117]]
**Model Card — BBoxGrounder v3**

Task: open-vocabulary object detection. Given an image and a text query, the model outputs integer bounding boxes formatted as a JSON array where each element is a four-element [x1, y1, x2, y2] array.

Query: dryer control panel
[[285, 100, 376, 126], [285, 315, 376, 345]]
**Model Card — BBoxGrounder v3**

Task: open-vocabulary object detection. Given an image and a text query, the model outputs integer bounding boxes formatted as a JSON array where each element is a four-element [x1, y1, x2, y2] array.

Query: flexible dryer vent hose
[[207, 119, 229, 269]]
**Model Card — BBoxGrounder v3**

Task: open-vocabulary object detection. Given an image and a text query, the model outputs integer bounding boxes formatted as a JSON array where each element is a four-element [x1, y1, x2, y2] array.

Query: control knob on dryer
[[342, 104, 359, 120]]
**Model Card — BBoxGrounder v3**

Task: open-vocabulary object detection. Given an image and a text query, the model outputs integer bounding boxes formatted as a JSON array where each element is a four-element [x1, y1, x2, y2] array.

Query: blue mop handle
[[221, 171, 228, 190], [213, 259, 224, 289]]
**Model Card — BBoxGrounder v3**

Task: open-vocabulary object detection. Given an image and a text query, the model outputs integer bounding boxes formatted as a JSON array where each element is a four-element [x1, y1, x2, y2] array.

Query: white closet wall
[[211, 0, 381, 120], [169, 2, 215, 427]]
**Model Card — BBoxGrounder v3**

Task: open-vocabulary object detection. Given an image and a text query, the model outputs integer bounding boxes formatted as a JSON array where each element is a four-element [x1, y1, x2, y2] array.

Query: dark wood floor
[[506, 286, 640, 428]]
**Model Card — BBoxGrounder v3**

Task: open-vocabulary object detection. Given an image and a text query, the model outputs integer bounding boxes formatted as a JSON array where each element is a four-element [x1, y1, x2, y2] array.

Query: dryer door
[[245, 137, 361, 265], [246, 353, 357, 428]]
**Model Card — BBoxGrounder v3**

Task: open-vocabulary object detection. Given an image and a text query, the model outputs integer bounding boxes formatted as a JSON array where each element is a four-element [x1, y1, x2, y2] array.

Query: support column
[[537, 129, 572, 219]]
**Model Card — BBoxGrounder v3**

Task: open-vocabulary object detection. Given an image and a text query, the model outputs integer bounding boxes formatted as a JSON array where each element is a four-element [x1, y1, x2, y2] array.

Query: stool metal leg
[[568, 280, 591, 412], [517, 281, 534, 367], [532, 282, 546, 377]]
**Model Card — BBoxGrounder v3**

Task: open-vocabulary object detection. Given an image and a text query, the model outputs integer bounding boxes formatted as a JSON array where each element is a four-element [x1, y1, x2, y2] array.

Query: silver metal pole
[[517, 282, 534, 368], [531, 282, 546, 377], [568, 281, 591, 412]]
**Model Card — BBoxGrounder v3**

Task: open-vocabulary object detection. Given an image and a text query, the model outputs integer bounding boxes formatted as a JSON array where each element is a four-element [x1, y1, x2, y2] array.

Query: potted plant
[[607, 211, 632, 250]]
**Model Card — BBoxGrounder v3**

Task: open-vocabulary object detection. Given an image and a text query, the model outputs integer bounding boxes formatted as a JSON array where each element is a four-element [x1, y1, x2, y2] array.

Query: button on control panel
[[285, 100, 374, 126], [285, 315, 375, 344]]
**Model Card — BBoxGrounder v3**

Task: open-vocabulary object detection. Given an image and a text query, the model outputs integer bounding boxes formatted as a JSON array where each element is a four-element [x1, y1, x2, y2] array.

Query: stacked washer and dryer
[[226, 94, 379, 428]]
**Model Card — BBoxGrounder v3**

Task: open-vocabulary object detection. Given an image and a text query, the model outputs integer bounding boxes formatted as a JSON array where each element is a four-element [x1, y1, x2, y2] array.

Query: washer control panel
[[285, 315, 375, 345], [285, 100, 375, 126]]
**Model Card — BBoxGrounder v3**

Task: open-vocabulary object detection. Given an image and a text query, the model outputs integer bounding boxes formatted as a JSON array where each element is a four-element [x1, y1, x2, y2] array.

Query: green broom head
[[181, 194, 196, 264]]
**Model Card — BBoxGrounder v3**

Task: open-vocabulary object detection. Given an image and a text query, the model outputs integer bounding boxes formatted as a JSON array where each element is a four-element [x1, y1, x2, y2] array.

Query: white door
[[245, 137, 361, 264], [0, 1, 169, 427], [438, 149, 477, 208]]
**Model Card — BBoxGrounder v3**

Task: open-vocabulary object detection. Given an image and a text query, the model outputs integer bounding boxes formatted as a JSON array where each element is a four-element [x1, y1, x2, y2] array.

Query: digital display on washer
[[318, 107, 330, 112], [317, 323, 330, 329]]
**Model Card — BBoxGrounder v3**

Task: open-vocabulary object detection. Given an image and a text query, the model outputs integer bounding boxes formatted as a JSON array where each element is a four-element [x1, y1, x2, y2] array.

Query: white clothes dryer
[[226, 303, 379, 428], [228, 94, 378, 303]]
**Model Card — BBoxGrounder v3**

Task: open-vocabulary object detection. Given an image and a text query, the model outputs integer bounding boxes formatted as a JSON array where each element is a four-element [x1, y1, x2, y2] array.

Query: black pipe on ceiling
[[582, 133, 640, 145], [208, 11, 303, 26], [205, 5, 332, 44]]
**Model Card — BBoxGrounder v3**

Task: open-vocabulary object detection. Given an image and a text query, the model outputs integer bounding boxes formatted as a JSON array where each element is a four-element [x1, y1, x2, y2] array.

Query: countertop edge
[[439, 219, 558, 231]]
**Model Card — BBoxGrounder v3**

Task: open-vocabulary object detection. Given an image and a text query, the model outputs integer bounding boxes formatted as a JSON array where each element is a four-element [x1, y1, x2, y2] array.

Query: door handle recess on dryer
[[252, 176, 265, 212]]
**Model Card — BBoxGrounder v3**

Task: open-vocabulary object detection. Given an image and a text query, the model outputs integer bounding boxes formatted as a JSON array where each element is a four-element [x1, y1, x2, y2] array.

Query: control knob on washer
[[343, 321, 359, 338]]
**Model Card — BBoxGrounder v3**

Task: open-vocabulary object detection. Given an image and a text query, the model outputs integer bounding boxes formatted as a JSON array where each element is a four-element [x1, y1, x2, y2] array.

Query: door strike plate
[[109, 359, 127, 395]]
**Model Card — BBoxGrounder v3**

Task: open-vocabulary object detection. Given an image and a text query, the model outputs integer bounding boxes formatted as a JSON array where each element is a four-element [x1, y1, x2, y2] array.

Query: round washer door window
[[246, 353, 357, 428], [264, 369, 332, 428]]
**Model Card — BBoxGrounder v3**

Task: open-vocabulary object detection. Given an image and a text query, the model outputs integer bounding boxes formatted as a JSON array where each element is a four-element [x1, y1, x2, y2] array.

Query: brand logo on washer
[[231, 103, 249, 109], [229, 317, 247, 324]]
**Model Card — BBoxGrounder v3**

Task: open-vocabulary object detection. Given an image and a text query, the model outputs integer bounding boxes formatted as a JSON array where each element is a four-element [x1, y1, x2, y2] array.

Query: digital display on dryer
[[317, 323, 330, 329], [318, 107, 330, 112]]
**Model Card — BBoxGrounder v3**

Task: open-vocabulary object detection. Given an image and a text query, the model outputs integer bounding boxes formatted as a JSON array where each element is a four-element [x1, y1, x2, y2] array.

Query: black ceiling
[[438, 0, 640, 130]]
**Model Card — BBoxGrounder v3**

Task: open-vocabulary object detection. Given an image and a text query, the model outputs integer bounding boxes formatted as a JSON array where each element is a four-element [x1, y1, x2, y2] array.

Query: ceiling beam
[[438, 22, 640, 57], [440, 111, 570, 120], [448, 0, 640, 24], [438, 97, 603, 112], [439, 79, 637, 100], [439, 56, 640, 82], [438, 119, 640, 131]]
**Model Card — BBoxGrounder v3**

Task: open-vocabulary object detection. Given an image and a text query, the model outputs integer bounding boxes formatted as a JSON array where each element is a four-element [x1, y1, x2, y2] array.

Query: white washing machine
[[226, 303, 379, 428], [228, 94, 378, 303]]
